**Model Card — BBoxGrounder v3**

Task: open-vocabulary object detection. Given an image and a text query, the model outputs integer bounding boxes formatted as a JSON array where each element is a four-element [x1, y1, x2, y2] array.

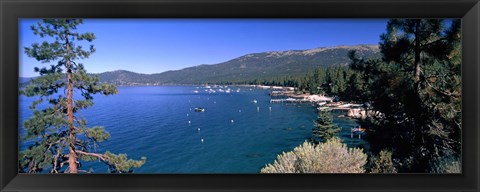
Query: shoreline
[[111, 84, 376, 120]]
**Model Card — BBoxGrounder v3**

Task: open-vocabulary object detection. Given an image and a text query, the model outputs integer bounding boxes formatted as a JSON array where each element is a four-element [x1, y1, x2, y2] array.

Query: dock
[[351, 127, 367, 139], [270, 98, 311, 103], [317, 107, 351, 111]]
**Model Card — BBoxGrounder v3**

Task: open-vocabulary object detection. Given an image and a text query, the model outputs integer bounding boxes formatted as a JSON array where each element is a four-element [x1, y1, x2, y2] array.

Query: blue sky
[[19, 19, 389, 77]]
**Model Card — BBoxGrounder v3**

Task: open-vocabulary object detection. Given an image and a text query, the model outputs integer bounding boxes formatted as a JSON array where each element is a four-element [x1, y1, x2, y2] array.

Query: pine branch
[[76, 150, 107, 162], [425, 79, 460, 97]]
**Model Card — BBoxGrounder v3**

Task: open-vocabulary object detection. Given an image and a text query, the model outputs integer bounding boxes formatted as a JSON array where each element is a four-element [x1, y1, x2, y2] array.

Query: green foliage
[[20, 73, 64, 97], [312, 110, 340, 142], [84, 126, 110, 142], [261, 138, 367, 173], [19, 19, 145, 173], [350, 19, 462, 172], [430, 155, 461, 173], [369, 149, 397, 173], [104, 151, 146, 173]]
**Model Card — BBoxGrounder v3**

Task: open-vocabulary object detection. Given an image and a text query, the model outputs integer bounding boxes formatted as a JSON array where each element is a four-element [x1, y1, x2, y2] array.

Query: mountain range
[[23, 44, 381, 85]]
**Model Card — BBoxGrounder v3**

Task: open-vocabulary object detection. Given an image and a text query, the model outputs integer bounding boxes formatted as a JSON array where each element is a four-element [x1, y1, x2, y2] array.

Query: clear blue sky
[[19, 19, 389, 77]]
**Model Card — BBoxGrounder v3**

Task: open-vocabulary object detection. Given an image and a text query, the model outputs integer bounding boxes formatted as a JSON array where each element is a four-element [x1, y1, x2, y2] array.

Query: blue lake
[[19, 86, 368, 173]]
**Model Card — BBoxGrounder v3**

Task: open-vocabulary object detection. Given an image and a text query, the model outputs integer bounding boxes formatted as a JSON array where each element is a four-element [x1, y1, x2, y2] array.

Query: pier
[[270, 98, 311, 103], [316, 106, 351, 111], [351, 127, 366, 139]]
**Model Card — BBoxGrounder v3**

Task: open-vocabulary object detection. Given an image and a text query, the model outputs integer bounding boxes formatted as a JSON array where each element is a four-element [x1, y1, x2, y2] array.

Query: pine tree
[[19, 19, 146, 173], [349, 19, 462, 171], [343, 72, 365, 102], [312, 110, 340, 142]]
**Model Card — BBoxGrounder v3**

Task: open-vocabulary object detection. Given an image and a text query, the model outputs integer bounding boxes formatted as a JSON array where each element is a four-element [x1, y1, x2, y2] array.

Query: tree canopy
[[19, 19, 146, 173], [350, 19, 461, 172]]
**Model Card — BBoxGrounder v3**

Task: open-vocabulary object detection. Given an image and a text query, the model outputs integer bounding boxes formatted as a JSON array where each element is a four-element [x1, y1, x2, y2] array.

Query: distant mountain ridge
[[97, 44, 381, 85], [19, 77, 34, 84], [134, 44, 380, 85], [21, 44, 381, 85]]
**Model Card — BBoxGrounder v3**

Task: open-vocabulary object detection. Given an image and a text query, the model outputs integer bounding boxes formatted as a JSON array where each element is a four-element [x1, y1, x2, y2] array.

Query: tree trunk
[[413, 20, 426, 150], [66, 34, 78, 173], [414, 20, 422, 90]]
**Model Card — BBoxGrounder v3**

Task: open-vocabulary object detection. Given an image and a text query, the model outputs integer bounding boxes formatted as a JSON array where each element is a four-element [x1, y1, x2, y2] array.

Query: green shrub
[[369, 149, 397, 173], [261, 137, 367, 173]]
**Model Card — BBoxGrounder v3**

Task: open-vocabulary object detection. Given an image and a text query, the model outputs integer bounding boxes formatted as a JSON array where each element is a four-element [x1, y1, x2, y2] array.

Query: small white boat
[[252, 100, 257, 103], [194, 107, 205, 112], [285, 98, 296, 102], [317, 102, 327, 106]]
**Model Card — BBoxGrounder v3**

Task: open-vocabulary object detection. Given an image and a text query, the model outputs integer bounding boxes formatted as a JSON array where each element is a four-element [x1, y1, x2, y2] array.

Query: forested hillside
[[96, 44, 380, 85]]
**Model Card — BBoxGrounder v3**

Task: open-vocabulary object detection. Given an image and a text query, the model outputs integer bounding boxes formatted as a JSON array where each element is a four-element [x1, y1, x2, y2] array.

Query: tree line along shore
[[259, 19, 461, 173]]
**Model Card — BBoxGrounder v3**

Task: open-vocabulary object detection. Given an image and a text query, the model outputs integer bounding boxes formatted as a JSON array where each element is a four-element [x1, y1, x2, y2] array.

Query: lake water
[[19, 86, 369, 173]]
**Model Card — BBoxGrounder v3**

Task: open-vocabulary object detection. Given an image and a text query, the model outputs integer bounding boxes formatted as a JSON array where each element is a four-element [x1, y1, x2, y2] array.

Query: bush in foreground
[[261, 138, 367, 173], [369, 149, 397, 173]]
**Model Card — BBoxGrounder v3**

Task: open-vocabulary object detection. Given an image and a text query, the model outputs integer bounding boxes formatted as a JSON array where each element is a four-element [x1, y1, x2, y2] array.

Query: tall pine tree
[[312, 110, 340, 143], [19, 19, 146, 173], [350, 19, 461, 172]]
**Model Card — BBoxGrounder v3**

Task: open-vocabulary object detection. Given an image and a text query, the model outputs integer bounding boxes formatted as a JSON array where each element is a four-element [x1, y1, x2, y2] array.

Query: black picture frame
[[1, 0, 479, 191]]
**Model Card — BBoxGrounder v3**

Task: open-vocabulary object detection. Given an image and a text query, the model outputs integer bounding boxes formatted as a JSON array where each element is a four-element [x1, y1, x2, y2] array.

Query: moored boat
[[194, 107, 205, 112]]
